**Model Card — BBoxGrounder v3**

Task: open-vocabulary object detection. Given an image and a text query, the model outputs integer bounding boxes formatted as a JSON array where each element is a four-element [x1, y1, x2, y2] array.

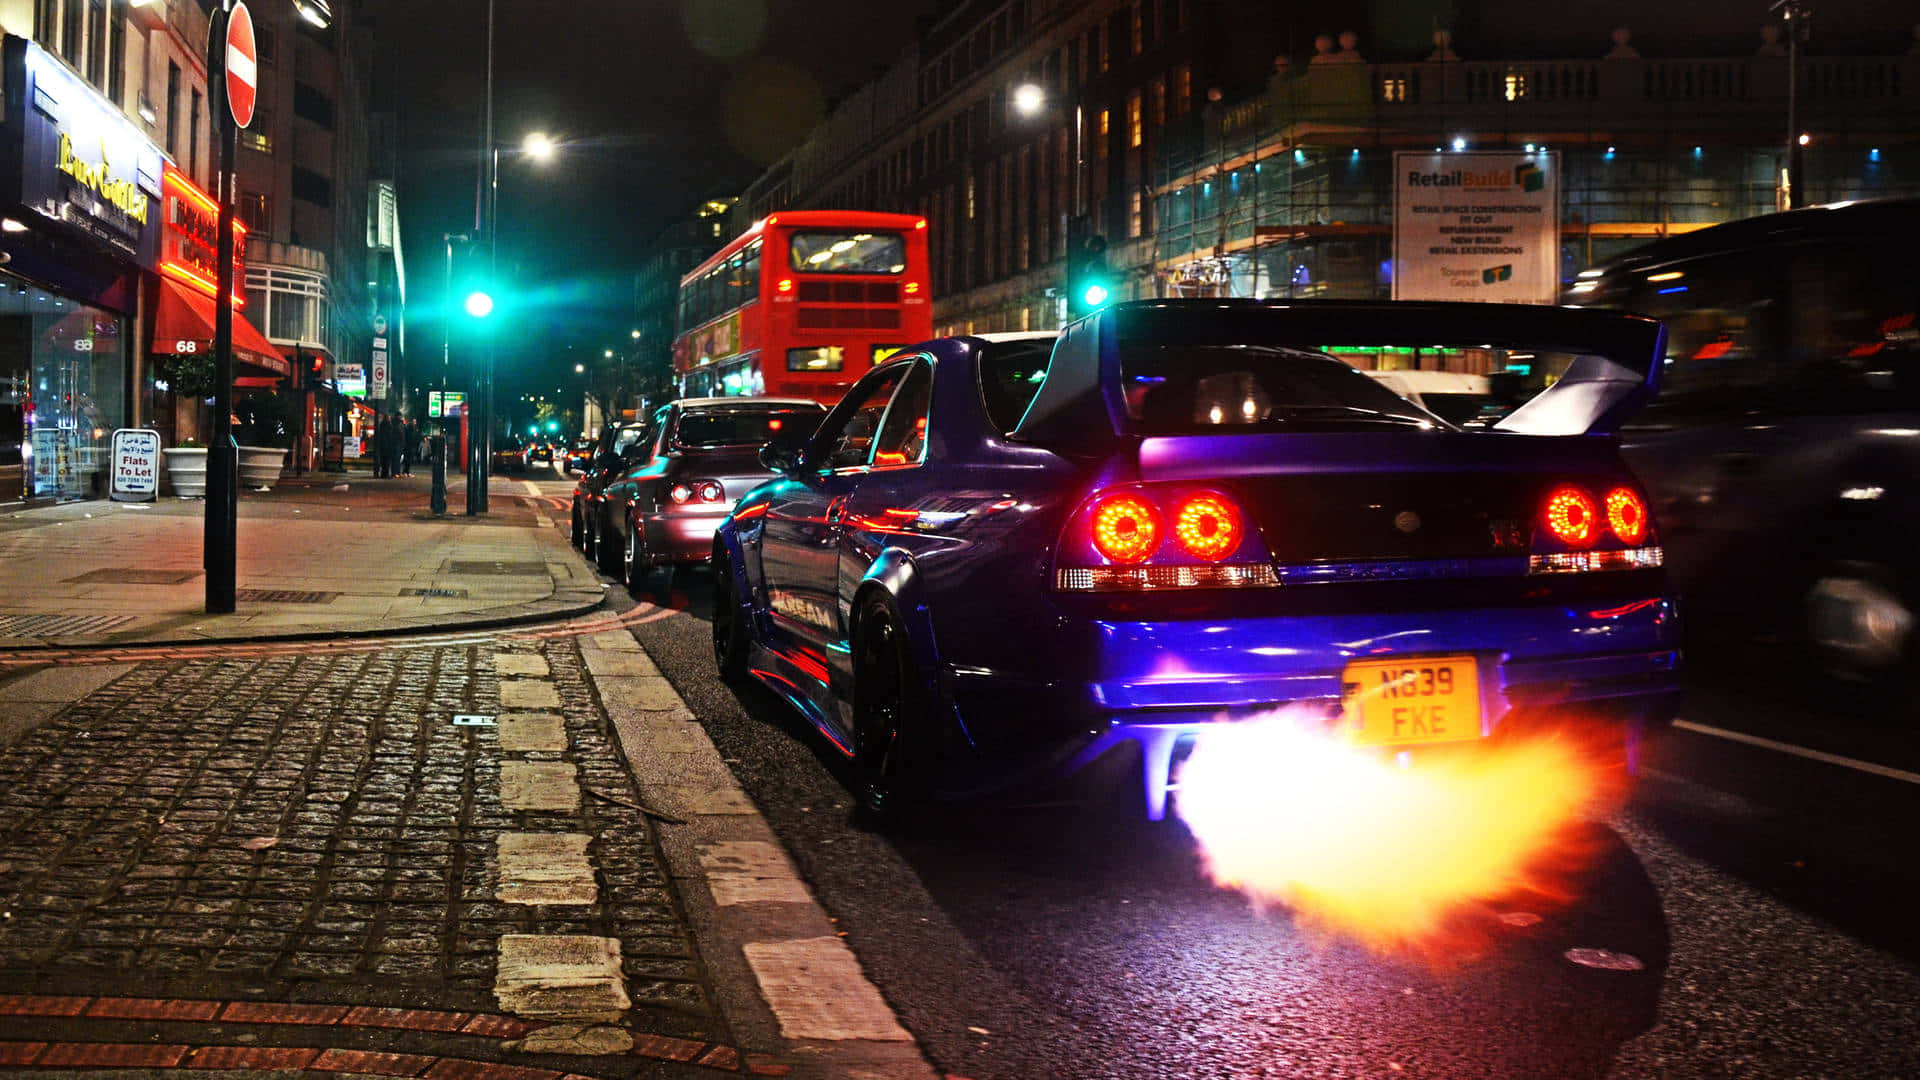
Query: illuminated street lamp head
[[603, 349, 614, 358], [463, 291, 494, 318], [574, 363, 585, 373], [630, 329, 641, 339], [292, 0, 332, 29], [523, 131, 556, 162], [1013, 82, 1046, 117]]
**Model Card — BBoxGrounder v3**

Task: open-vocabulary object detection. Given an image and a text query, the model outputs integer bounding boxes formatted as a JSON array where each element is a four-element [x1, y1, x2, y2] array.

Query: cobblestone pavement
[[0, 634, 740, 1077]]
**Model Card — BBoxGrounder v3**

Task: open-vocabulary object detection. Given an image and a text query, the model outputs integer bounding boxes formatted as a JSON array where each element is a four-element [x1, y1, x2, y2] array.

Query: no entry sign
[[225, 2, 257, 128]]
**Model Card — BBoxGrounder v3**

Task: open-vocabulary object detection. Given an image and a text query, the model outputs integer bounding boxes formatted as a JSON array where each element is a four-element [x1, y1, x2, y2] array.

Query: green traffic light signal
[[464, 291, 494, 318], [1081, 283, 1109, 307], [546, 421, 559, 432]]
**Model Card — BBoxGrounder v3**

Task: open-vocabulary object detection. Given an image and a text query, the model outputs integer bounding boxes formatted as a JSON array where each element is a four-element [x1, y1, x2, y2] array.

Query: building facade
[[631, 196, 734, 406], [732, 3, 1919, 336]]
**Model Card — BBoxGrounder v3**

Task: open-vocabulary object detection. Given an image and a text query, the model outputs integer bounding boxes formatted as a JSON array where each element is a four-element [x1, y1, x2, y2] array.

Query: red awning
[[151, 279, 291, 378]]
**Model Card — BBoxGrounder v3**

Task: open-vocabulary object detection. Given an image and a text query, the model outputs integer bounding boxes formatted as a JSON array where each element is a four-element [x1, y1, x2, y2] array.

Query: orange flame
[[1175, 706, 1617, 958]]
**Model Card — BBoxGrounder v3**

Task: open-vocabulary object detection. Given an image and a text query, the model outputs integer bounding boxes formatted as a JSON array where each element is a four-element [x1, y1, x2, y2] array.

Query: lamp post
[[1014, 82, 1087, 322], [1771, 0, 1811, 209]]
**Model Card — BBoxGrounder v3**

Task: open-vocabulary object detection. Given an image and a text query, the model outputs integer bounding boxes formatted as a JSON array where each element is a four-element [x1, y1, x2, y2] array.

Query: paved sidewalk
[[0, 472, 601, 649]]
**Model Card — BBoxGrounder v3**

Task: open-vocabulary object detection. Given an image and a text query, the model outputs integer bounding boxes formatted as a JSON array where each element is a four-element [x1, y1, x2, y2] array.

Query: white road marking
[[700, 840, 814, 906], [742, 937, 916, 1041], [1672, 719, 1920, 786], [522, 480, 552, 526], [497, 833, 597, 905]]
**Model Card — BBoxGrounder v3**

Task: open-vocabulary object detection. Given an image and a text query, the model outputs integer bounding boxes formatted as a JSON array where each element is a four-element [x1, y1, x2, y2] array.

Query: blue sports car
[[712, 300, 1681, 820]]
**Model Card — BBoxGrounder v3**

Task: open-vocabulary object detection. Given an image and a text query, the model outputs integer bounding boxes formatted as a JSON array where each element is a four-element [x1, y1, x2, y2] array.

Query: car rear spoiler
[[1011, 300, 1666, 442]]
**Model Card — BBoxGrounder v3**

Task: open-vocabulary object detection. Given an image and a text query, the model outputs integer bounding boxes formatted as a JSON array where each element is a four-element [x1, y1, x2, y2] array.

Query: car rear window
[[978, 339, 1056, 434], [674, 406, 825, 449], [1121, 344, 1441, 434]]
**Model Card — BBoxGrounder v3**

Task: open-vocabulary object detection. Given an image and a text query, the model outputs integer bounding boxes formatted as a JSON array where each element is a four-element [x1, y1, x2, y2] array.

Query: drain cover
[[64, 568, 201, 585], [402, 587, 470, 598], [447, 561, 549, 576], [0, 613, 138, 638], [235, 589, 337, 604], [452, 714, 498, 727]]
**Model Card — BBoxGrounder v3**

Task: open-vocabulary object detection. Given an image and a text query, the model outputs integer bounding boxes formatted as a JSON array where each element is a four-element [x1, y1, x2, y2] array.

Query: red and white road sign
[[225, 2, 258, 129]]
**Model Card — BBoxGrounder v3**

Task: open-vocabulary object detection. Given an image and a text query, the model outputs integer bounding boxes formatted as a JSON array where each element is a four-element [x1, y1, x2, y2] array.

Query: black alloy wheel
[[597, 517, 625, 580], [711, 548, 749, 681], [850, 596, 940, 823]]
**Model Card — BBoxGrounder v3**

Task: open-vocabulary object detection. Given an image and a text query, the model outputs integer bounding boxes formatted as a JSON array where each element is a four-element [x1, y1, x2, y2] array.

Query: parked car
[[490, 435, 526, 474], [525, 440, 555, 468], [571, 421, 653, 554], [565, 437, 595, 474], [713, 300, 1681, 820], [1573, 197, 1920, 699], [594, 398, 827, 594]]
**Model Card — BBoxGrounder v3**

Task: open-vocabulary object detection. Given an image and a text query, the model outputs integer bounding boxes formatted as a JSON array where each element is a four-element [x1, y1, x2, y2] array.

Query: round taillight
[[1606, 487, 1649, 545], [1091, 494, 1161, 564], [1172, 493, 1241, 561], [698, 481, 725, 502], [668, 484, 692, 504], [1542, 486, 1599, 547]]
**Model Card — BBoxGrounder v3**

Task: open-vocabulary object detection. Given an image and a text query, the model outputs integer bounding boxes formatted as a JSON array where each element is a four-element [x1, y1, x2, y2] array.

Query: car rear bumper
[[641, 508, 729, 564], [943, 595, 1682, 818]]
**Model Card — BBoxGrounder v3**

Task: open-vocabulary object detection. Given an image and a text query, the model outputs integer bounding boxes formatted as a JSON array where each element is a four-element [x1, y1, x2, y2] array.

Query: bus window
[[790, 231, 907, 274]]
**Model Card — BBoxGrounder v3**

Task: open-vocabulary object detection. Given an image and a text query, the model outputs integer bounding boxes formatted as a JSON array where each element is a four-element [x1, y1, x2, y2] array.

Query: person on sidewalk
[[389, 417, 407, 479], [400, 419, 417, 476], [373, 416, 393, 478]]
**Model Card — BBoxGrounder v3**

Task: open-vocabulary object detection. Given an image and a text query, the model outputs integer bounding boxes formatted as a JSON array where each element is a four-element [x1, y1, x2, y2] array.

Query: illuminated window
[[787, 346, 844, 372], [1097, 109, 1110, 159], [1129, 1, 1143, 55], [1505, 73, 1528, 101], [239, 192, 269, 232], [1381, 77, 1409, 103], [1127, 90, 1142, 148], [240, 129, 273, 154], [1150, 77, 1165, 127], [1130, 190, 1143, 237], [966, 174, 976, 219], [1172, 64, 1191, 116]]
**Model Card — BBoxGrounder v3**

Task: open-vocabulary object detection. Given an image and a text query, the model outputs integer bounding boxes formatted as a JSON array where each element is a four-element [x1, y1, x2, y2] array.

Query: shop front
[[0, 36, 159, 503]]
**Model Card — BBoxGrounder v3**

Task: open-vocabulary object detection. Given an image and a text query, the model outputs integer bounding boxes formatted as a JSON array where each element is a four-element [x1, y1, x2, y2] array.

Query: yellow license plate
[[1340, 656, 1482, 747]]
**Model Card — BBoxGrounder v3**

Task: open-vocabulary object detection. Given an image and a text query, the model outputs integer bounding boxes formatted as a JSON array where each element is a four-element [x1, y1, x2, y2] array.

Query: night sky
[[366, 0, 933, 407]]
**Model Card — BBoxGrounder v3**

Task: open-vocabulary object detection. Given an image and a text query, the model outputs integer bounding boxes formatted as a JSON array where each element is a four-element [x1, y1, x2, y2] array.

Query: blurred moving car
[[713, 301, 1680, 819], [1365, 370, 1511, 427], [491, 434, 526, 474], [565, 437, 594, 474], [571, 422, 652, 551], [1573, 198, 1920, 697], [594, 398, 827, 593]]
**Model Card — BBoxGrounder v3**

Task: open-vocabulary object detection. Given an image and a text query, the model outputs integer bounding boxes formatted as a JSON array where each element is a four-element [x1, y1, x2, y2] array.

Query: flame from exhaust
[[1175, 707, 1614, 956]]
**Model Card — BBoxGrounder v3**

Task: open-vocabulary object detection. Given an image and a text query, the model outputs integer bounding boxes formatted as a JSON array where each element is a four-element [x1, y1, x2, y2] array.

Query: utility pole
[[203, 0, 248, 614], [1772, 0, 1811, 209]]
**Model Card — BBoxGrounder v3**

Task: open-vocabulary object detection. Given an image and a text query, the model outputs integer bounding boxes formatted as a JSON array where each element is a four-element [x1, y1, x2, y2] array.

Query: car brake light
[[1172, 493, 1242, 562], [1542, 486, 1599, 547], [1605, 487, 1649, 545], [669, 484, 692, 504], [698, 481, 725, 502], [1091, 493, 1160, 564]]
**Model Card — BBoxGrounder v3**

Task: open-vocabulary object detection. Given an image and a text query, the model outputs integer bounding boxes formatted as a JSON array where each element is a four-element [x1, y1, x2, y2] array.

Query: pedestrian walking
[[373, 416, 393, 478], [388, 417, 406, 478], [400, 419, 417, 476]]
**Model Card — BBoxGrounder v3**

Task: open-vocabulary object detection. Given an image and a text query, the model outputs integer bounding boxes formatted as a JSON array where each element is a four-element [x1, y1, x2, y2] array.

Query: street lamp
[[1012, 82, 1046, 117], [523, 131, 556, 162], [1013, 82, 1089, 321], [574, 363, 585, 373]]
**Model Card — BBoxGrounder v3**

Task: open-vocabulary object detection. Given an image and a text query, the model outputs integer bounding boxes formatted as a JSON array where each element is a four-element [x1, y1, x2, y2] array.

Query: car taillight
[[1172, 493, 1241, 561], [669, 484, 692, 504], [1605, 486, 1649, 545], [1091, 494, 1160, 564], [1542, 485, 1599, 548], [698, 481, 725, 502]]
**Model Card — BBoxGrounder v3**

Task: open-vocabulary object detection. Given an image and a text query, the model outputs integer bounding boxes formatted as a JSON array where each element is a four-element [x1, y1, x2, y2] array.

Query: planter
[[237, 445, 287, 489], [161, 447, 208, 498]]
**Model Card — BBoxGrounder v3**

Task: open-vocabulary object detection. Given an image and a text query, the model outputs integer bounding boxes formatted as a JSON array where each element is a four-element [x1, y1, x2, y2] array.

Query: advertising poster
[[110, 428, 160, 501], [1392, 151, 1559, 304]]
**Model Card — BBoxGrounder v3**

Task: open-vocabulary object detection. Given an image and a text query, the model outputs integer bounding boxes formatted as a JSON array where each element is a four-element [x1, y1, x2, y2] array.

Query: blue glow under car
[[712, 300, 1682, 820]]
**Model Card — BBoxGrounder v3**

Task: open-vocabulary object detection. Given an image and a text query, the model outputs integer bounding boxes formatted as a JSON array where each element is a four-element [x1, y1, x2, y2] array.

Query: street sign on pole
[[225, 2, 257, 129]]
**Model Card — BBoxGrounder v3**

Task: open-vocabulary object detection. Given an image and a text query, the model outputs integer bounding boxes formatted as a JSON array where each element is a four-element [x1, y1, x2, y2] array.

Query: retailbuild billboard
[[1391, 151, 1558, 304], [0, 37, 164, 268]]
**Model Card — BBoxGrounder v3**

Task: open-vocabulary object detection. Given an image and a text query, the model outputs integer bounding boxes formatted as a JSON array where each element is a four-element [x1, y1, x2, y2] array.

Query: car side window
[[871, 360, 933, 467], [814, 365, 910, 470]]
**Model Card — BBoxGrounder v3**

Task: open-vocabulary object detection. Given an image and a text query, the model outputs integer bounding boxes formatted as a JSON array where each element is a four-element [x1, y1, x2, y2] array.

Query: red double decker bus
[[671, 210, 932, 406]]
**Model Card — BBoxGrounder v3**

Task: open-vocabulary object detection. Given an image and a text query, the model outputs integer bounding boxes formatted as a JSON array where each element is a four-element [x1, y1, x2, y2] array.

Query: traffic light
[[1067, 234, 1112, 319], [302, 353, 325, 390], [463, 290, 494, 318]]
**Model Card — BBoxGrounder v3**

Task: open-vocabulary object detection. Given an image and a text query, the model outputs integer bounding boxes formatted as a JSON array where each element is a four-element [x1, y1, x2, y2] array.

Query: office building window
[[1097, 108, 1109, 159], [107, 0, 127, 104], [1130, 190, 1143, 238], [1381, 77, 1409, 103], [293, 82, 334, 129], [61, 0, 82, 63], [1129, 2, 1143, 55], [1150, 77, 1165, 128], [1126, 90, 1142, 148], [85, 0, 105, 85], [165, 61, 180, 157], [239, 193, 269, 232], [36, 0, 57, 46], [189, 89, 202, 181], [1173, 63, 1191, 116]]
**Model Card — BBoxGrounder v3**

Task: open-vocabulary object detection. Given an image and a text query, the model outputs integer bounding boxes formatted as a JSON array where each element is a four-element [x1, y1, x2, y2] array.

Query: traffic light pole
[[204, 1, 240, 614]]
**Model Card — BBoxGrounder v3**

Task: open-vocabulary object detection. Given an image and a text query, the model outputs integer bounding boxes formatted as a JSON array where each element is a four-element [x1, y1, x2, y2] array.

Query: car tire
[[711, 546, 750, 683], [849, 595, 941, 825], [571, 505, 584, 550], [625, 525, 669, 600], [598, 518, 625, 581], [1803, 553, 1917, 714]]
